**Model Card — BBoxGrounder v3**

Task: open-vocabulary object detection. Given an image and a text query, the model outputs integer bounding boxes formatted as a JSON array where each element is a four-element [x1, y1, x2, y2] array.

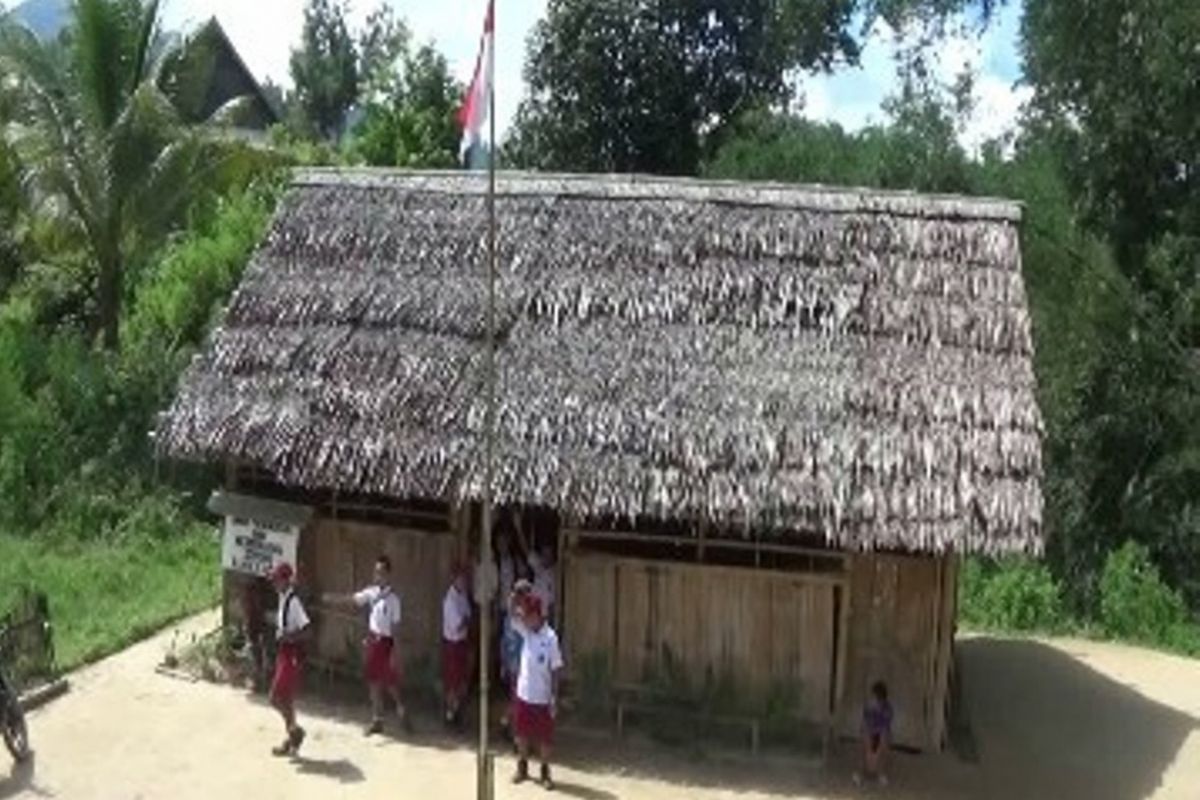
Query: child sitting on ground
[[854, 681, 893, 787]]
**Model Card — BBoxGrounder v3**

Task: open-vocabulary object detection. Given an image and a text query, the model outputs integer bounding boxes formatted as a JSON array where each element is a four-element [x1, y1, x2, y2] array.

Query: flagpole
[[478, 0, 497, 796]]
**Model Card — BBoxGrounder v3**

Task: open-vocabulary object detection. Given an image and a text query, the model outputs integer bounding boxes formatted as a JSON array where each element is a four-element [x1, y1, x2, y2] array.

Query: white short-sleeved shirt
[[514, 621, 564, 706], [443, 586, 472, 642], [354, 585, 401, 637], [277, 590, 310, 638]]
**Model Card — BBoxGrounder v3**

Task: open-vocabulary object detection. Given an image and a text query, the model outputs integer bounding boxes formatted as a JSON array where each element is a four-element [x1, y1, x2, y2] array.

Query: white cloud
[[796, 9, 1029, 154]]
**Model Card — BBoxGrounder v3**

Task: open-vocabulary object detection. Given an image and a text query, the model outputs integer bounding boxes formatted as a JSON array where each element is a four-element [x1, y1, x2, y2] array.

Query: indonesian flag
[[458, 0, 494, 166]]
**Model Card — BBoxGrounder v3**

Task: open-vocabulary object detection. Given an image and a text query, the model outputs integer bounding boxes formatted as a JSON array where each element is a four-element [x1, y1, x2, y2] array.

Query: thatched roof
[[158, 169, 1043, 555]]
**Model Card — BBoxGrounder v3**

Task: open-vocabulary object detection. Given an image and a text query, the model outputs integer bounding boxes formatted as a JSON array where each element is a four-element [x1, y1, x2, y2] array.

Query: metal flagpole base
[[477, 751, 494, 800]]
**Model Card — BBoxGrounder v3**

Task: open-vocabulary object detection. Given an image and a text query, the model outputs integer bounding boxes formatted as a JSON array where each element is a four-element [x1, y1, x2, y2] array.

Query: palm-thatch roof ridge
[[158, 168, 1043, 555]]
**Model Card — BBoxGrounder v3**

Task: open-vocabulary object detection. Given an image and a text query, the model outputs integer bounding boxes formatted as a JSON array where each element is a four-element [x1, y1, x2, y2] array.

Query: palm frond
[[203, 94, 257, 128], [0, 22, 104, 248], [130, 0, 162, 89], [72, 0, 154, 131], [108, 81, 180, 206]]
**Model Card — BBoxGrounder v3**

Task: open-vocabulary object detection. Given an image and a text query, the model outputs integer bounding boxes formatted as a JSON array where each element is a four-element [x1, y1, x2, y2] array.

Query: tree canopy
[[504, 0, 1004, 174], [289, 0, 359, 141]]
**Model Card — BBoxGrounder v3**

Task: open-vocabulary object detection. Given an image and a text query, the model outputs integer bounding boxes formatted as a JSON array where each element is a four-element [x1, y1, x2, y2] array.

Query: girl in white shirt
[[441, 565, 473, 727]]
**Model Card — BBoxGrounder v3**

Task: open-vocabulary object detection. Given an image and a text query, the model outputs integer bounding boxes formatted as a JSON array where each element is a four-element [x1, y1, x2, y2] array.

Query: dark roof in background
[[174, 18, 279, 129], [6, 6, 276, 129], [158, 169, 1043, 556]]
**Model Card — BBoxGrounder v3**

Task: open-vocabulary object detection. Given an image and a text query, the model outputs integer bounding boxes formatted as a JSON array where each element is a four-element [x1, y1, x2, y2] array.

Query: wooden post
[[929, 553, 958, 750], [555, 519, 567, 631], [834, 559, 852, 740]]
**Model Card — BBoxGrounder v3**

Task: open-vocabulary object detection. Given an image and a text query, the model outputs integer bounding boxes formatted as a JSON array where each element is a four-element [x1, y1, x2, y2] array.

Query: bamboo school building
[[157, 169, 1043, 752]]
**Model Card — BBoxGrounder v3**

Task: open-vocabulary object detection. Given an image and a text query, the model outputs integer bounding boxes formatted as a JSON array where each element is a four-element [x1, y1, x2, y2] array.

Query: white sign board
[[221, 516, 299, 577]]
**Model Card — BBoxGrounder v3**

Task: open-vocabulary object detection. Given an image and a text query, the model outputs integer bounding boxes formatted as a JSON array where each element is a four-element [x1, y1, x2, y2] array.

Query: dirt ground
[[2, 613, 1198, 800]]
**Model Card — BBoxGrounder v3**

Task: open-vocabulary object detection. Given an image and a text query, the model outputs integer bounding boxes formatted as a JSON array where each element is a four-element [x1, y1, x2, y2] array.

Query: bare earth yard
[[2, 612, 1198, 800]]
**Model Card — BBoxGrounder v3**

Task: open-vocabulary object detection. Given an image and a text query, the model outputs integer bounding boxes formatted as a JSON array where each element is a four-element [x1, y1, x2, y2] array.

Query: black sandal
[[540, 764, 555, 791], [289, 726, 306, 754], [513, 759, 529, 784]]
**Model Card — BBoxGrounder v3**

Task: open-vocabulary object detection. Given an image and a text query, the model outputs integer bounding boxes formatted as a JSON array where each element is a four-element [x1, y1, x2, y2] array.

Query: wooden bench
[[610, 682, 833, 760], [611, 683, 762, 754]]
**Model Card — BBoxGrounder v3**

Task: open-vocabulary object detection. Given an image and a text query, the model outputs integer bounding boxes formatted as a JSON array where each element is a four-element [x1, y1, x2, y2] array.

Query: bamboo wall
[[301, 518, 459, 674], [839, 552, 958, 750], [563, 551, 842, 722]]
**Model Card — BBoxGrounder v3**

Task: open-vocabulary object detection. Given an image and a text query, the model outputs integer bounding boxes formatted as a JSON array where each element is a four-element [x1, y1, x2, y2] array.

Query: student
[[442, 564, 473, 727], [268, 562, 309, 757], [855, 680, 894, 787], [498, 574, 534, 740], [509, 592, 564, 790], [324, 554, 407, 734]]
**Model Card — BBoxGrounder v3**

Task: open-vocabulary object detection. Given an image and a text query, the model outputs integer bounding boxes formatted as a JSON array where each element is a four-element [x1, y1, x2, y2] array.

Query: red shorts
[[270, 642, 302, 703], [442, 638, 469, 696], [514, 699, 554, 746], [365, 635, 399, 687]]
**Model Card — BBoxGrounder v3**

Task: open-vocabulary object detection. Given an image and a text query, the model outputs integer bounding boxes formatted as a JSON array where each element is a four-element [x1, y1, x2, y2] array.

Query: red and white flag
[[458, 0, 494, 166]]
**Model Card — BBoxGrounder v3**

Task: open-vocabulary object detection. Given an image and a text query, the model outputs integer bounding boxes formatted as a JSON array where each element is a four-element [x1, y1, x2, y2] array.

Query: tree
[[0, 0, 235, 349], [289, 0, 359, 142], [1022, 0, 1200, 280], [504, 0, 1003, 175], [349, 44, 461, 169], [357, 3, 408, 103], [1022, 0, 1200, 604], [0, 92, 25, 298]]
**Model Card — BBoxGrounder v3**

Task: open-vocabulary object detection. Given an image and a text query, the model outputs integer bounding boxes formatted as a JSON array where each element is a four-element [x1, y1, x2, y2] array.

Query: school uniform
[[512, 620, 564, 745], [354, 585, 402, 687], [442, 584, 472, 696], [270, 587, 310, 703]]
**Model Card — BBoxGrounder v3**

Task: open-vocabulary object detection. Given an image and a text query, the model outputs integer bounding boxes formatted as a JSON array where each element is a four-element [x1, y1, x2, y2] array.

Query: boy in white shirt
[[324, 554, 407, 734], [269, 562, 309, 756], [508, 592, 564, 789], [442, 564, 473, 727]]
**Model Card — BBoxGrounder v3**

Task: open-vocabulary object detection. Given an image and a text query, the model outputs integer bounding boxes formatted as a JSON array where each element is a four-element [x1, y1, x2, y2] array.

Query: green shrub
[[1099, 541, 1198, 653], [960, 557, 1066, 633]]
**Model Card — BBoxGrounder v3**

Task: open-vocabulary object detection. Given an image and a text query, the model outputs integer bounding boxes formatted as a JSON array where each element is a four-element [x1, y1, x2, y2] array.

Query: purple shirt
[[864, 700, 893, 736]]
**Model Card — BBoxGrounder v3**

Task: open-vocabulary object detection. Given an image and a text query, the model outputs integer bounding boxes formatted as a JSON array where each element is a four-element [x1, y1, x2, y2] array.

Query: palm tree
[[0, 0, 241, 349]]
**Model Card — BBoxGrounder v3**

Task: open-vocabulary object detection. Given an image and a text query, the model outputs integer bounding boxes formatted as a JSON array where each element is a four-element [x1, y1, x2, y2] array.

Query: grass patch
[[0, 529, 220, 671], [960, 548, 1200, 659]]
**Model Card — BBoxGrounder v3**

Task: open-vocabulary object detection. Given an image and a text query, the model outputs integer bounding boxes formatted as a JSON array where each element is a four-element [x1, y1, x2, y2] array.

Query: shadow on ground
[[0, 754, 48, 800], [292, 755, 365, 784], [960, 637, 1198, 800], [217, 636, 1198, 800]]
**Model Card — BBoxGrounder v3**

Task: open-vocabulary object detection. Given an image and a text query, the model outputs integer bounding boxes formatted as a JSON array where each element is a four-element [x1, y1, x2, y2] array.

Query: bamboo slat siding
[[840, 552, 954, 749], [304, 518, 457, 673], [159, 169, 1042, 555], [564, 552, 838, 722]]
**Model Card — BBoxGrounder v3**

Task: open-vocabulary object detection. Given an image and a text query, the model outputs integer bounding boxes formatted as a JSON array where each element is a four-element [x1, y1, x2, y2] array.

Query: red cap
[[270, 562, 294, 583]]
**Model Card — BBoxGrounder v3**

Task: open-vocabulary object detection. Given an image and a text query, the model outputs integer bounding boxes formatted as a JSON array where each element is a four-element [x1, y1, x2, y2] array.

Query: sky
[[162, 0, 1029, 152]]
